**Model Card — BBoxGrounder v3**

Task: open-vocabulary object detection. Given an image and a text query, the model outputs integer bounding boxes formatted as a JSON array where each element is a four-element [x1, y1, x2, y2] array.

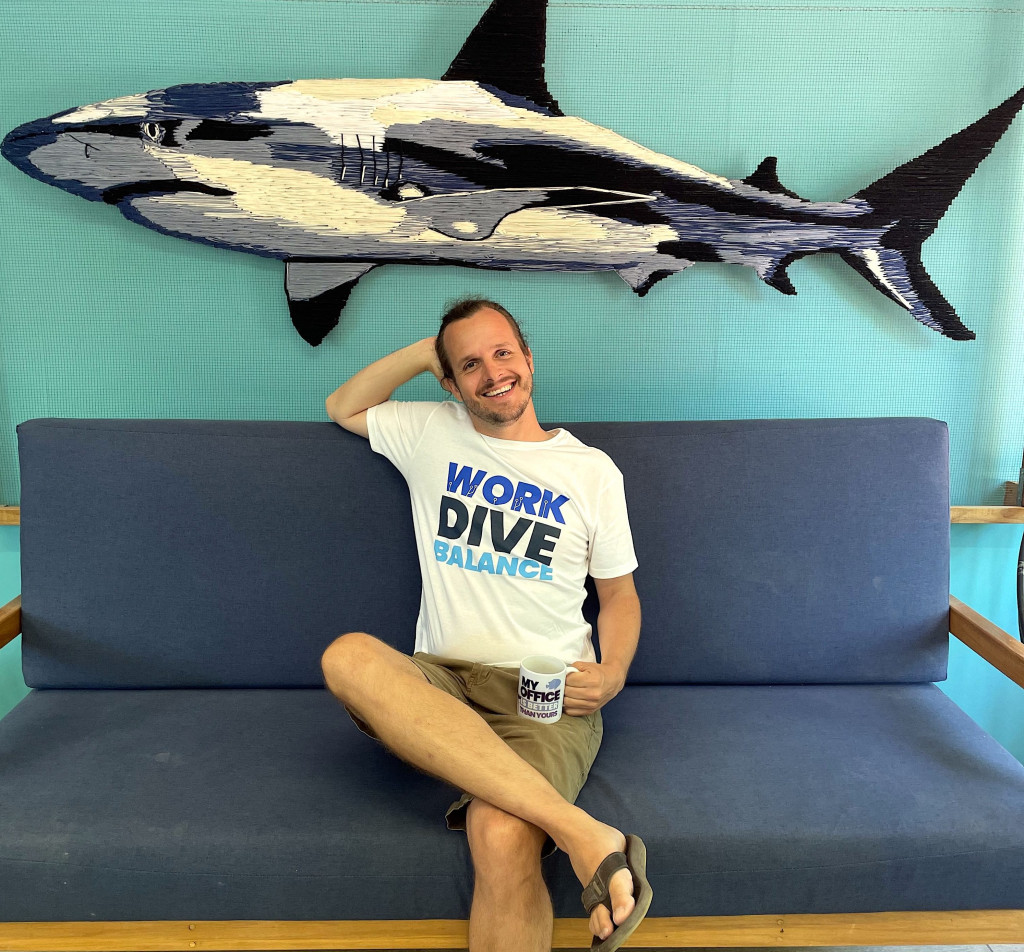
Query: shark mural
[[2, 0, 1023, 345]]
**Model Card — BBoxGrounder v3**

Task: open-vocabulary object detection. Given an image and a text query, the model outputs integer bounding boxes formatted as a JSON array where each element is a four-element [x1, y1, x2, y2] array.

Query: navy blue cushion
[[569, 418, 950, 684], [19, 420, 420, 688], [1, 683, 1022, 921], [18, 417, 949, 687]]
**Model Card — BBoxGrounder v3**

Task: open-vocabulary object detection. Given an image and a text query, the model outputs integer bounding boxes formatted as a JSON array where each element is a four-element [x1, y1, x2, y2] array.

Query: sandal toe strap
[[581, 850, 629, 913]]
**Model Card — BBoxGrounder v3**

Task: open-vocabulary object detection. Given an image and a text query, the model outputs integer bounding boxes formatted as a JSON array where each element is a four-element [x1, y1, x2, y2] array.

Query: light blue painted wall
[[1, 0, 1023, 758]]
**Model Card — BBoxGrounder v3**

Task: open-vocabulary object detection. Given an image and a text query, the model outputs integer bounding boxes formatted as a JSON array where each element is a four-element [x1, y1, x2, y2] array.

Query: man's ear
[[441, 377, 463, 403], [526, 349, 534, 375]]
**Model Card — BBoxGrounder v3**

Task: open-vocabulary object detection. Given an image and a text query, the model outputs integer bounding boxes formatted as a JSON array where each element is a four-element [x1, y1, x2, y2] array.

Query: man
[[321, 299, 651, 951]]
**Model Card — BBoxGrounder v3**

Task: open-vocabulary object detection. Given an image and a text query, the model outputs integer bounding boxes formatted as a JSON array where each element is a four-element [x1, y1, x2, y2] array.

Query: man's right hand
[[419, 336, 445, 385], [325, 336, 446, 439]]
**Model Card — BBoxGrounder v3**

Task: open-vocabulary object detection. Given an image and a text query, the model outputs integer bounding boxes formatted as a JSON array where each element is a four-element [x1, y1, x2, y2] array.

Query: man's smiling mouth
[[482, 380, 516, 398]]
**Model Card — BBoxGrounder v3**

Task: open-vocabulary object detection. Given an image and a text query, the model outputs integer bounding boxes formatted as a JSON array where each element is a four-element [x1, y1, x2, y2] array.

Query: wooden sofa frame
[[1, 593, 1022, 950]]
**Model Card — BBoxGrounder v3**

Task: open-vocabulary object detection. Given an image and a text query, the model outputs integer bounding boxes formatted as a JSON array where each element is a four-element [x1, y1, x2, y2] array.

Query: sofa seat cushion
[[577, 683, 1024, 916], [1, 684, 1022, 921]]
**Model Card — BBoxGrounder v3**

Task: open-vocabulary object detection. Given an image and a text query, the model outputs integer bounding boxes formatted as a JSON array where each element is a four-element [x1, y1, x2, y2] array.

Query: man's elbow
[[328, 405, 370, 439], [325, 394, 342, 424], [326, 394, 354, 425]]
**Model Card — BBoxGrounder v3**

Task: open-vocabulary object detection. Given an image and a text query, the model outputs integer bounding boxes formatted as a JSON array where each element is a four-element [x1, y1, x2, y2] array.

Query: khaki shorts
[[344, 651, 603, 858]]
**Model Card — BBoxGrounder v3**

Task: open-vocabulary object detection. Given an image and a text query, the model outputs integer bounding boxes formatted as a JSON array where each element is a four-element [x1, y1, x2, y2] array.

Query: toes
[[590, 904, 613, 941], [609, 866, 635, 924], [590, 868, 636, 942]]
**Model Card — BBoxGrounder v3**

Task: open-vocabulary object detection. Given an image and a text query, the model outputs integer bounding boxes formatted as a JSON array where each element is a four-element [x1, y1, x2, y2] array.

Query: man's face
[[443, 308, 535, 429]]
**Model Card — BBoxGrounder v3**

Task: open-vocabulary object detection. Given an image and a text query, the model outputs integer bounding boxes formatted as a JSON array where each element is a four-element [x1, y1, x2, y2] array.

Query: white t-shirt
[[366, 400, 638, 667]]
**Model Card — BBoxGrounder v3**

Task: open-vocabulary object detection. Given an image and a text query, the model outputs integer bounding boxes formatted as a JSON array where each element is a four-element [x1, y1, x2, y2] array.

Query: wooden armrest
[[949, 595, 1024, 689], [0, 595, 22, 650]]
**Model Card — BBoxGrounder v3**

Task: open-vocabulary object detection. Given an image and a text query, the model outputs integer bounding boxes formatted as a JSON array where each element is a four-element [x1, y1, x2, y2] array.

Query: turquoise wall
[[1, 1, 1023, 758]]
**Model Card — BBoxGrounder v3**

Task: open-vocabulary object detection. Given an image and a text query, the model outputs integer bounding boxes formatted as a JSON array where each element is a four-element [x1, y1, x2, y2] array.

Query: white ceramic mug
[[517, 655, 580, 723]]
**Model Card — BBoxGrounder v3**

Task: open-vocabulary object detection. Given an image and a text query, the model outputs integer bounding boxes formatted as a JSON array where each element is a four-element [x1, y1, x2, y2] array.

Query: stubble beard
[[463, 372, 534, 429]]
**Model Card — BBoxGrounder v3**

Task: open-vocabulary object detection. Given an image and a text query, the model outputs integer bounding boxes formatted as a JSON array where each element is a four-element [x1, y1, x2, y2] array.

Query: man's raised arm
[[325, 337, 444, 439]]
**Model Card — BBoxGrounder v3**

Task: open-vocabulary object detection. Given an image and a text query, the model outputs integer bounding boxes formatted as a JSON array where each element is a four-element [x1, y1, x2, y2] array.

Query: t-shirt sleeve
[[588, 463, 639, 578], [366, 401, 441, 474]]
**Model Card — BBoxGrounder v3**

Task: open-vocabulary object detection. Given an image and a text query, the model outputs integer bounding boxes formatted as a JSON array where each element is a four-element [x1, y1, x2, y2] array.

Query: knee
[[321, 631, 378, 692], [466, 800, 545, 879]]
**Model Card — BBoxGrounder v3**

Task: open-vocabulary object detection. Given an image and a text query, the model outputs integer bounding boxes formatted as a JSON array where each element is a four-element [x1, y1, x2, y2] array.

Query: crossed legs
[[466, 799, 552, 952], [321, 631, 635, 949]]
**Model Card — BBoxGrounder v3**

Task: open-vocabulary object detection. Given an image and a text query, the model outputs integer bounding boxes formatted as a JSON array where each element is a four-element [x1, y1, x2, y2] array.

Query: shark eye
[[141, 122, 165, 144]]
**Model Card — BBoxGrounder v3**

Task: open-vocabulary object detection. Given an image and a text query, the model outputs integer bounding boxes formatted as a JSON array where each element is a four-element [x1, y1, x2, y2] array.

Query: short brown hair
[[435, 298, 529, 381]]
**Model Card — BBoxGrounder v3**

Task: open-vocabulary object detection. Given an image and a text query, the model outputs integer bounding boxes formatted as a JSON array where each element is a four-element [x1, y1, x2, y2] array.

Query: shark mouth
[[102, 180, 234, 205]]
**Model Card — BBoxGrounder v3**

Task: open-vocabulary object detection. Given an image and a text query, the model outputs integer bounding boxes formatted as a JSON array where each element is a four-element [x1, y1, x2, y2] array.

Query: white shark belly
[[125, 190, 676, 269]]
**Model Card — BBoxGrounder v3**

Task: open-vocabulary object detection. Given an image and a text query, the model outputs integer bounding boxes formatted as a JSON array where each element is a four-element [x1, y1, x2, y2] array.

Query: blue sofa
[[1, 416, 1023, 950]]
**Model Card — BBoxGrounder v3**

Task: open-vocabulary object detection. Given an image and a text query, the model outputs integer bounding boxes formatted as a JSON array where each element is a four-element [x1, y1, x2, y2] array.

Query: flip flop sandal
[[581, 834, 653, 951]]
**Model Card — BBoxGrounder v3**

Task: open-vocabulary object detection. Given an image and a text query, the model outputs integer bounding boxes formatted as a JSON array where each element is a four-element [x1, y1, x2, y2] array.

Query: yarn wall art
[[2, 0, 1022, 344]]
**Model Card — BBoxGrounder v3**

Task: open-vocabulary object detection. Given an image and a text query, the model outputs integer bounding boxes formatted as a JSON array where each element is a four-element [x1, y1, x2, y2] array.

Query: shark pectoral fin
[[758, 252, 807, 296], [284, 261, 377, 346], [618, 261, 691, 297], [412, 187, 654, 241]]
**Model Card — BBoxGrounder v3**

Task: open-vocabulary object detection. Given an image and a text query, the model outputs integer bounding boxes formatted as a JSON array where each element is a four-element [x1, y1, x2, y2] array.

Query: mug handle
[[565, 665, 580, 675]]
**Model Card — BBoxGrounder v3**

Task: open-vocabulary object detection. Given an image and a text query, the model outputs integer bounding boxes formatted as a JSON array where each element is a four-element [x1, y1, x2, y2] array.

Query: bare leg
[[321, 632, 635, 940], [465, 799, 552, 952]]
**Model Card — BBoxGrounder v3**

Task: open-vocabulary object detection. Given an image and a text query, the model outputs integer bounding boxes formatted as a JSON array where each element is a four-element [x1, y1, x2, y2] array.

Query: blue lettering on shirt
[[447, 462, 570, 526]]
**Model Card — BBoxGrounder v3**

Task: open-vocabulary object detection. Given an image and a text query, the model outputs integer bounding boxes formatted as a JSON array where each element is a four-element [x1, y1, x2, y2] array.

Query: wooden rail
[[949, 595, 1024, 688], [1, 910, 1023, 950], [952, 506, 1024, 523], [0, 595, 20, 650], [1, 506, 1022, 525], [953, 481, 1024, 520]]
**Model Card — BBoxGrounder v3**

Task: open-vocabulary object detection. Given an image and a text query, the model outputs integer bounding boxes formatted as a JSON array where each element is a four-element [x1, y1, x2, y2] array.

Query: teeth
[[484, 382, 514, 397]]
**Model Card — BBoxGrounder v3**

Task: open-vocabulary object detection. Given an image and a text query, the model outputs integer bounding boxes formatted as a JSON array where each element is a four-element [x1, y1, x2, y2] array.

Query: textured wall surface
[[1, 0, 1022, 755]]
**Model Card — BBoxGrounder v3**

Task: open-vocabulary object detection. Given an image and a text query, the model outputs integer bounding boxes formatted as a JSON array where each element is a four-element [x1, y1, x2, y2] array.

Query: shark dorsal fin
[[442, 0, 563, 116], [742, 156, 804, 201]]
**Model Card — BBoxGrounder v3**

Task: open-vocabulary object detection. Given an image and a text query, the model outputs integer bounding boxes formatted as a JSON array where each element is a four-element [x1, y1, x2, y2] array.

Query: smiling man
[[322, 299, 651, 951]]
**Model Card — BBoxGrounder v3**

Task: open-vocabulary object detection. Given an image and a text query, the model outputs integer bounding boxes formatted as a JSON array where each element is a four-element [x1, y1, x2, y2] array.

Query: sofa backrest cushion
[[18, 417, 949, 688], [571, 418, 950, 684]]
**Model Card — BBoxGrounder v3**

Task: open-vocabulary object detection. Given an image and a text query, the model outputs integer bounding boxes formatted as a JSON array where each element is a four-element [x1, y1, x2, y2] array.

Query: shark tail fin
[[758, 245, 975, 341], [838, 247, 975, 340], [839, 84, 1024, 340], [852, 84, 1024, 248]]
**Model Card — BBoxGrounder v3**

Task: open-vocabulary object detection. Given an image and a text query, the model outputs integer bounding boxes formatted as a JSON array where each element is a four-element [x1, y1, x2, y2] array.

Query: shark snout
[[1, 112, 180, 202], [1, 116, 59, 170]]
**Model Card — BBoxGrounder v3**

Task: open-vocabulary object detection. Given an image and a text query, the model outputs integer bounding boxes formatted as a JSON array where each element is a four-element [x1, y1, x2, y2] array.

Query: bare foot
[[563, 819, 636, 942]]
